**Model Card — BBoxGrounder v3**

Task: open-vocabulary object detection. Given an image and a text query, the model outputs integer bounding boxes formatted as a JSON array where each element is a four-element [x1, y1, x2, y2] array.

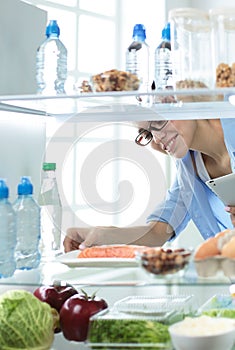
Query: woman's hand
[[63, 226, 117, 252], [225, 206, 235, 227], [63, 227, 90, 252]]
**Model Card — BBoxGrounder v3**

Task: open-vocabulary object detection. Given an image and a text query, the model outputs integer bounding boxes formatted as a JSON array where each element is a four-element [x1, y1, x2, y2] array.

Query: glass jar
[[169, 8, 214, 99], [210, 8, 235, 88]]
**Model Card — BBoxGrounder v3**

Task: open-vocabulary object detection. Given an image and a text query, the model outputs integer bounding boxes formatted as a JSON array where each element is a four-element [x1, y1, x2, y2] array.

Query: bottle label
[[155, 48, 172, 88]]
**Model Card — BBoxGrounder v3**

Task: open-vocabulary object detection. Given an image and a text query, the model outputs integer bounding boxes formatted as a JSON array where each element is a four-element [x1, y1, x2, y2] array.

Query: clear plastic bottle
[[126, 24, 150, 94], [0, 179, 16, 278], [36, 20, 67, 95], [154, 22, 172, 90], [13, 177, 41, 270], [38, 163, 62, 260]]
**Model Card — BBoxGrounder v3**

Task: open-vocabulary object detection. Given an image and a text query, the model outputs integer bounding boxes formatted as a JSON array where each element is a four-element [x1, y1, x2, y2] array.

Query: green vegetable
[[88, 319, 171, 345], [202, 309, 235, 318], [0, 289, 58, 350]]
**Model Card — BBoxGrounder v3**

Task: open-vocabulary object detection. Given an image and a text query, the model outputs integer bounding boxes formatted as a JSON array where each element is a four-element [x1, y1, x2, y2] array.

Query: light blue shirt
[[147, 118, 235, 240]]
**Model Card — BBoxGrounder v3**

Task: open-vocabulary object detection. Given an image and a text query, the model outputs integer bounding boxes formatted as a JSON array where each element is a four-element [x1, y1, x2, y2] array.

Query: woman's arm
[[63, 221, 174, 252]]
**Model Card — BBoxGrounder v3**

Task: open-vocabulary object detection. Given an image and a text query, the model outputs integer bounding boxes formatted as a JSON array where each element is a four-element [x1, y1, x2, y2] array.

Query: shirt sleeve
[[146, 175, 191, 239]]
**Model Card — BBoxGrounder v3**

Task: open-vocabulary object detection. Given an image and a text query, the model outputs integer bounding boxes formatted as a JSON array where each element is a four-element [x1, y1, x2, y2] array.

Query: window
[[27, 0, 173, 237]]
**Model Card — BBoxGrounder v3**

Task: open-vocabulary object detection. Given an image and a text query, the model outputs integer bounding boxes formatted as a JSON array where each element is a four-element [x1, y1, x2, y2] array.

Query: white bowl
[[169, 316, 235, 350]]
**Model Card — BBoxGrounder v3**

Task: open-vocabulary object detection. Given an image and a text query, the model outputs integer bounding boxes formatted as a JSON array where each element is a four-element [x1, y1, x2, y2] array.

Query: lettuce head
[[0, 289, 58, 350]]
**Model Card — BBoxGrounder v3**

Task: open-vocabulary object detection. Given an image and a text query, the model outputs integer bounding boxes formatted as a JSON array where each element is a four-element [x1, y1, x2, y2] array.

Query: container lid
[[169, 7, 210, 32], [132, 24, 146, 41], [209, 8, 235, 29], [43, 162, 56, 171], [0, 179, 9, 199], [46, 20, 60, 37], [17, 177, 33, 195], [209, 7, 235, 17], [169, 7, 209, 20]]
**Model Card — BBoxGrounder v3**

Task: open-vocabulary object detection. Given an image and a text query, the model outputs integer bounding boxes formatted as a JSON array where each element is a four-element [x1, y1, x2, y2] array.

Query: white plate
[[55, 250, 139, 268]]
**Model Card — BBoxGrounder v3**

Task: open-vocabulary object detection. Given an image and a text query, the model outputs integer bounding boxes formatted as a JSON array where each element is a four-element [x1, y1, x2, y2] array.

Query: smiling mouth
[[162, 135, 178, 153]]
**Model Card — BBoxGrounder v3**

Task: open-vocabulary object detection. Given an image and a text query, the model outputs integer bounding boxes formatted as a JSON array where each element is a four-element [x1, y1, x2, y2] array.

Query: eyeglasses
[[135, 120, 168, 146]]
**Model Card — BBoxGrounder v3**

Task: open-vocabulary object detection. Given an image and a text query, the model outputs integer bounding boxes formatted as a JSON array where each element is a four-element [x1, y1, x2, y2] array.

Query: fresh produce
[[60, 290, 108, 341], [88, 318, 170, 344], [202, 309, 235, 318], [0, 289, 59, 350], [33, 283, 78, 312]]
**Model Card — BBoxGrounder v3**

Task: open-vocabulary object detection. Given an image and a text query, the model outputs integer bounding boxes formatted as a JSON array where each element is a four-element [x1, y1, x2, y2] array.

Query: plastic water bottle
[[13, 177, 41, 270], [126, 24, 150, 95], [154, 22, 172, 90], [36, 20, 67, 95], [38, 163, 62, 260], [0, 179, 16, 278]]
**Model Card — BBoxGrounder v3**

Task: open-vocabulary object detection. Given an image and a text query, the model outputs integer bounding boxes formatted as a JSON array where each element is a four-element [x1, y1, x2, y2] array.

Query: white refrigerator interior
[[0, 113, 46, 200], [0, 0, 47, 95]]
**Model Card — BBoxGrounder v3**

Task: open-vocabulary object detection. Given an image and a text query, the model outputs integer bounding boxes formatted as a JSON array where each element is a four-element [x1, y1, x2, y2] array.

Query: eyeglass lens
[[150, 120, 168, 131], [135, 129, 152, 146]]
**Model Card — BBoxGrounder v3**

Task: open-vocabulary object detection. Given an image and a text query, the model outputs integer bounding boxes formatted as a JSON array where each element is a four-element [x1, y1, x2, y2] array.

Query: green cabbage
[[0, 289, 57, 350]]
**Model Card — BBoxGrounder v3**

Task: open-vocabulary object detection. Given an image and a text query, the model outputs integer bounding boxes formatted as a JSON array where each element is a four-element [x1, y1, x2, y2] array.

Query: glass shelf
[[0, 88, 235, 121], [0, 261, 232, 288]]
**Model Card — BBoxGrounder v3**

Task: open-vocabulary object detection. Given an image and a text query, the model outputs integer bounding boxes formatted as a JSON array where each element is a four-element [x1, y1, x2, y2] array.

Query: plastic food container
[[114, 295, 195, 318], [210, 8, 235, 88], [169, 8, 214, 96], [198, 294, 235, 318], [87, 308, 173, 349]]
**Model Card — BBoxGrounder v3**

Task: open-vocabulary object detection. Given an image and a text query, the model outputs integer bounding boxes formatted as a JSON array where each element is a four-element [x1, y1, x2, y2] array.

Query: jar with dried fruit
[[209, 8, 235, 89], [169, 8, 214, 101]]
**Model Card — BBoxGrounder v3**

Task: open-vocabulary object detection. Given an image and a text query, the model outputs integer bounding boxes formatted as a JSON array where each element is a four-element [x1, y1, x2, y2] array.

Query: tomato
[[60, 290, 108, 341]]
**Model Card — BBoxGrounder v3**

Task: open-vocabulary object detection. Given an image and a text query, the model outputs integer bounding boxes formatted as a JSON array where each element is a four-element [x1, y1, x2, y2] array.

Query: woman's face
[[138, 120, 197, 159]]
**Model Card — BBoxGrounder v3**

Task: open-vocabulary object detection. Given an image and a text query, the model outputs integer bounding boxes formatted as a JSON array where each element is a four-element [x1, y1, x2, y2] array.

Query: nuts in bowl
[[91, 69, 140, 92], [138, 247, 192, 276]]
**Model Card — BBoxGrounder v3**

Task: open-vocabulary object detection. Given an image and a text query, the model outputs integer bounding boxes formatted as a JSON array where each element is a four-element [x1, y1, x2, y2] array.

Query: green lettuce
[[0, 289, 57, 350]]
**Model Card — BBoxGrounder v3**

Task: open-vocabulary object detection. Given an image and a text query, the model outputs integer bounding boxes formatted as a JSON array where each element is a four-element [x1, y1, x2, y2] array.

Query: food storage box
[[87, 308, 173, 349], [114, 295, 195, 318], [169, 7, 214, 93], [198, 294, 235, 318], [87, 295, 196, 350]]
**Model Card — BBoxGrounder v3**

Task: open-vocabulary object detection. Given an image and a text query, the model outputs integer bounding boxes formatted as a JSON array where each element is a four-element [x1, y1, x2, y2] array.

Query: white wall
[[0, 0, 47, 95]]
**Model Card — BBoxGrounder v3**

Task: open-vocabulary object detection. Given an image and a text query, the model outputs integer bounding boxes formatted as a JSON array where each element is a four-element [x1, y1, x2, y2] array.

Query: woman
[[64, 117, 235, 252]]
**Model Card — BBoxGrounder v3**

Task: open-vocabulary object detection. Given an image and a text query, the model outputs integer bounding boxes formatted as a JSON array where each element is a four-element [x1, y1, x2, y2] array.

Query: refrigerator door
[[0, 112, 46, 200], [0, 0, 47, 95]]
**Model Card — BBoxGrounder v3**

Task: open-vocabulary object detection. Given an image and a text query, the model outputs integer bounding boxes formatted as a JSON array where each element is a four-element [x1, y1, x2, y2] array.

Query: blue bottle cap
[[0, 179, 9, 199], [17, 177, 33, 195], [162, 22, 171, 41], [132, 24, 146, 41], [46, 20, 60, 37]]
